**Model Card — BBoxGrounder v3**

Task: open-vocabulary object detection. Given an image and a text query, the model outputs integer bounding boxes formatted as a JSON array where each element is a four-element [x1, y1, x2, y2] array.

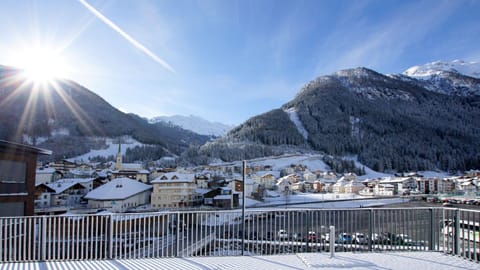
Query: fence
[[1, 208, 479, 263]]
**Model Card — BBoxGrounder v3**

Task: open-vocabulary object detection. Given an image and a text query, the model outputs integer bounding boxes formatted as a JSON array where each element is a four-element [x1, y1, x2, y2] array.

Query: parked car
[[306, 231, 317, 242], [277, 229, 289, 239], [393, 234, 414, 246], [353, 232, 368, 245], [337, 233, 353, 244], [372, 233, 391, 244]]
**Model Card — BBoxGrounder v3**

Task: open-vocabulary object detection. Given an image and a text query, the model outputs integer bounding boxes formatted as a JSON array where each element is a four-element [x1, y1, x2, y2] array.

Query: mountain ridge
[[196, 62, 480, 172], [0, 65, 210, 162]]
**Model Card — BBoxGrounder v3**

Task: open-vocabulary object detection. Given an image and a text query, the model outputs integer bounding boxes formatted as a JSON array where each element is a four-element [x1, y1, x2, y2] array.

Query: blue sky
[[0, 0, 479, 125]]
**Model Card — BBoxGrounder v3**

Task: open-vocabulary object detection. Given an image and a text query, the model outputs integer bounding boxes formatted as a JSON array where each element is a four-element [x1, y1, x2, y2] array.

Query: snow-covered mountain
[[150, 115, 233, 137], [399, 60, 480, 96], [197, 65, 480, 173], [404, 60, 480, 78]]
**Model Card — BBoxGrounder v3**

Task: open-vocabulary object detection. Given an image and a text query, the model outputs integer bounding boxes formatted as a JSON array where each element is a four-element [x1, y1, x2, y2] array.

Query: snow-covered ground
[[6, 252, 478, 270], [248, 192, 406, 209], [243, 154, 331, 172]]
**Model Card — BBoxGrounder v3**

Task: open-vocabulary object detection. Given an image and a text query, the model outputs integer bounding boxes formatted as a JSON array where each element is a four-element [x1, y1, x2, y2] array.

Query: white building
[[344, 180, 365, 194], [374, 183, 395, 196], [276, 176, 292, 195], [35, 167, 62, 185], [84, 178, 152, 212], [332, 177, 347, 193], [150, 172, 198, 208]]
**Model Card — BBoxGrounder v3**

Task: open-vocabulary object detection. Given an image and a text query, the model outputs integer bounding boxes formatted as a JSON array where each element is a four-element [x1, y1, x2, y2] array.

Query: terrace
[[1, 207, 479, 269]]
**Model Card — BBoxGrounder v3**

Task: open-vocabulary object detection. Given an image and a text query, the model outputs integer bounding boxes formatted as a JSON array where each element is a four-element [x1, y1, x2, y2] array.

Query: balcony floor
[[1, 252, 478, 270]]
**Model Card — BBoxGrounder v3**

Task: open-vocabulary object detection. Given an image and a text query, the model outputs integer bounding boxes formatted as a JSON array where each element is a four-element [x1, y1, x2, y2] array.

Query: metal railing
[[0, 208, 479, 263]]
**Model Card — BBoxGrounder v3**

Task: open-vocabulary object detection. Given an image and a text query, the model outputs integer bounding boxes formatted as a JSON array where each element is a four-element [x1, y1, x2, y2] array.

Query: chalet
[[150, 172, 199, 208], [252, 172, 277, 189], [344, 180, 365, 194], [0, 140, 51, 216], [313, 180, 324, 192], [47, 179, 93, 207], [291, 181, 305, 192], [48, 159, 76, 175], [229, 178, 255, 197], [35, 167, 63, 185], [378, 177, 417, 195], [195, 173, 210, 189], [276, 176, 292, 195], [332, 178, 347, 193], [203, 187, 239, 209], [34, 183, 56, 209], [84, 178, 152, 212]]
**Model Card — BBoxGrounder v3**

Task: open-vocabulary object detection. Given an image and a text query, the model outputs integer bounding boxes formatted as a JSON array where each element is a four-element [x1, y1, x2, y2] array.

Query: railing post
[[0, 218, 3, 262], [368, 209, 373, 251], [109, 214, 114, 259], [307, 211, 311, 252], [241, 160, 246, 256], [454, 209, 460, 255], [176, 212, 180, 257], [329, 226, 335, 258], [41, 216, 47, 261], [429, 208, 434, 251]]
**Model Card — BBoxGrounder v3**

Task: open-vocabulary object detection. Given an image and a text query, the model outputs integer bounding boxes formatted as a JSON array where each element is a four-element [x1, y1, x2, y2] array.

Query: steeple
[[116, 143, 123, 170]]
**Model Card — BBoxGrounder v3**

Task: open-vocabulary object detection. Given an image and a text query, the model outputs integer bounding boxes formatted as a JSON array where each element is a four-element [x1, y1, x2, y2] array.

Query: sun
[[12, 46, 69, 83]]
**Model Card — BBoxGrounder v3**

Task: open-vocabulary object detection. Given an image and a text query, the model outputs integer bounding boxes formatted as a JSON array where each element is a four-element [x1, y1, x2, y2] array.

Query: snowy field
[[3, 252, 477, 270], [247, 192, 407, 209]]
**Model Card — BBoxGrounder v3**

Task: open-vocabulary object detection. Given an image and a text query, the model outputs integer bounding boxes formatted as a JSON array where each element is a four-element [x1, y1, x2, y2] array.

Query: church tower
[[116, 143, 123, 170]]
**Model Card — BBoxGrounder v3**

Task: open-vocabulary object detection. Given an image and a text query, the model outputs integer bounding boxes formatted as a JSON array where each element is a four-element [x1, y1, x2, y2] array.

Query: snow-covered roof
[[84, 178, 152, 201], [151, 172, 195, 183], [345, 181, 365, 187], [58, 178, 94, 184], [214, 195, 232, 200], [47, 181, 85, 194], [36, 167, 57, 174], [121, 163, 144, 171], [70, 169, 95, 176], [196, 188, 211, 195]]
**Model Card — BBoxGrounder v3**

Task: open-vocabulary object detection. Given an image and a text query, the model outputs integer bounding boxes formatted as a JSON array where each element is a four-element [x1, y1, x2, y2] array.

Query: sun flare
[[12, 46, 69, 83]]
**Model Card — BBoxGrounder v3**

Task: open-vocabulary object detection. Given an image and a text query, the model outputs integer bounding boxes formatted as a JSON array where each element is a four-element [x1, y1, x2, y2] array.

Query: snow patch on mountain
[[404, 60, 480, 79], [69, 137, 144, 162], [150, 115, 233, 137], [283, 107, 308, 139]]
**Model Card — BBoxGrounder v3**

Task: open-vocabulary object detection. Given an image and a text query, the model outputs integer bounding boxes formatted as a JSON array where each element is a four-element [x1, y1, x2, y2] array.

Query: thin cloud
[[78, 0, 175, 73]]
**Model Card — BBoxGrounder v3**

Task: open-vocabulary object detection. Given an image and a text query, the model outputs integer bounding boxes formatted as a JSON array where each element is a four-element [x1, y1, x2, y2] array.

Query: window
[[0, 202, 24, 216], [0, 160, 26, 183]]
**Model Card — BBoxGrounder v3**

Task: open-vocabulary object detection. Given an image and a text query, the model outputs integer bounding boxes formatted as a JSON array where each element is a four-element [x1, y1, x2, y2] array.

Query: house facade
[[150, 173, 199, 208]]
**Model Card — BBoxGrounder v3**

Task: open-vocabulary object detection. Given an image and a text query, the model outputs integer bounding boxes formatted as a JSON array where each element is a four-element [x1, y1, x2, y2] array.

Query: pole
[[242, 160, 246, 256]]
